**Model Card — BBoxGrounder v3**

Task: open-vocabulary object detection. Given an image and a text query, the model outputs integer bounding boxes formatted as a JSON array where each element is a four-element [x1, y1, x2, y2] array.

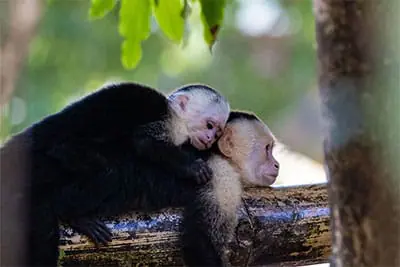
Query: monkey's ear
[[218, 126, 234, 157], [175, 94, 189, 111]]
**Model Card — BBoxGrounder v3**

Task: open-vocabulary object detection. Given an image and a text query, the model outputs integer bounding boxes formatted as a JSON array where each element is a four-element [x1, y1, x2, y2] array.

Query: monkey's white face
[[183, 100, 229, 150], [188, 112, 228, 150], [225, 120, 279, 187], [168, 90, 230, 150]]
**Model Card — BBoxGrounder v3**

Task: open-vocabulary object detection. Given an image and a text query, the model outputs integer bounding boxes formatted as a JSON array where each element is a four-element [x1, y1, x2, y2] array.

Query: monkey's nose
[[274, 162, 280, 170]]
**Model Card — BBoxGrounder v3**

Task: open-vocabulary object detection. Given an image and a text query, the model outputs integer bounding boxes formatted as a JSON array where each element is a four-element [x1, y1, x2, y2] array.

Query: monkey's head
[[217, 111, 280, 186], [168, 84, 230, 150]]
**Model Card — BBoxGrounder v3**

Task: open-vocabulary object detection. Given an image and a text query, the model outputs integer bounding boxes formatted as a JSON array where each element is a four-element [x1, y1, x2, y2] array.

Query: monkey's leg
[[181, 197, 231, 267], [27, 204, 60, 267], [53, 177, 117, 246]]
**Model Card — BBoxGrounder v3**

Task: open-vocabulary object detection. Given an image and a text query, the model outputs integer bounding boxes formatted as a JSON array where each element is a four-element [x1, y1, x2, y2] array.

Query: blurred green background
[[0, 0, 323, 162]]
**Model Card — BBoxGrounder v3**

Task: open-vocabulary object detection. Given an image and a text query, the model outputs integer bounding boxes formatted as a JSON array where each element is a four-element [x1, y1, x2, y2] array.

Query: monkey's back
[[32, 82, 170, 145]]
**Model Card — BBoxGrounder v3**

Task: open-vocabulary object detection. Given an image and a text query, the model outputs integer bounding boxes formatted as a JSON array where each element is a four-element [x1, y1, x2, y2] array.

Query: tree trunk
[[0, 1, 42, 265], [0, 0, 42, 106], [313, 0, 400, 266], [59, 184, 331, 266]]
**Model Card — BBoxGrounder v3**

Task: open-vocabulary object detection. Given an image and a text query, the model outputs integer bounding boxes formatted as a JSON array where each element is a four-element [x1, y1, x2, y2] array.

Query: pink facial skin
[[191, 118, 225, 150], [256, 162, 279, 186], [252, 142, 280, 186], [196, 128, 218, 149]]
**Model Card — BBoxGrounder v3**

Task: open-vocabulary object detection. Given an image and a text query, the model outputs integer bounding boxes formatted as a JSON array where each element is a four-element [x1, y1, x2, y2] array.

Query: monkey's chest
[[213, 178, 242, 217]]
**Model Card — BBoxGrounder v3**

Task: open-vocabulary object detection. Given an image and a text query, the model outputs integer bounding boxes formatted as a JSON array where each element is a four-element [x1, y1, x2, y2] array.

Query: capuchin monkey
[[67, 111, 279, 267], [181, 111, 280, 267], [0, 82, 230, 267]]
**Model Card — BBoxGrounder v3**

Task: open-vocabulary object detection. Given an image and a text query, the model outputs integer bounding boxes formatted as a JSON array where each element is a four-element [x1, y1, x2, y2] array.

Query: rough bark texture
[[59, 184, 330, 267], [313, 0, 400, 266]]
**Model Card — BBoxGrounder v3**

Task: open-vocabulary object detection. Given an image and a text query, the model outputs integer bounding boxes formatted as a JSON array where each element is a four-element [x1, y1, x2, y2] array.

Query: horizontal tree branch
[[59, 183, 330, 266]]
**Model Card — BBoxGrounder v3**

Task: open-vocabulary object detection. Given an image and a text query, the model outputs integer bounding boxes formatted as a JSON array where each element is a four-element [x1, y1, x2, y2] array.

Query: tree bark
[[59, 184, 330, 267], [313, 0, 400, 266], [0, 2, 42, 264]]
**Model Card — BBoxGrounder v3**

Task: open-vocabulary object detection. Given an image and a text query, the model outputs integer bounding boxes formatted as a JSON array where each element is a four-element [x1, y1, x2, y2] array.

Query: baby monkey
[[182, 111, 280, 267]]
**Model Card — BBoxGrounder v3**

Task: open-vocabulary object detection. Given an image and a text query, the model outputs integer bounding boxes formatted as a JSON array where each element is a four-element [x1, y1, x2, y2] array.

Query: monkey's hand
[[68, 218, 112, 247], [186, 158, 213, 184]]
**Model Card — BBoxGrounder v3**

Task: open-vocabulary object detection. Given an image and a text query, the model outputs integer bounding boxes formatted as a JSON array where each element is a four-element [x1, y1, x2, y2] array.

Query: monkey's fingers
[[204, 165, 213, 180], [92, 220, 113, 242], [86, 228, 108, 247], [69, 219, 112, 247], [202, 166, 213, 183], [85, 221, 112, 246], [196, 167, 212, 184]]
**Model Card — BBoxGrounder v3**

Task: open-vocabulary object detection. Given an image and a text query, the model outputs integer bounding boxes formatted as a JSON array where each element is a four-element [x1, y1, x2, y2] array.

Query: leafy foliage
[[198, 0, 226, 49], [118, 0, 151, 68], [88, 0, 228, 69], [88, 0, 116, 19], [153, 0, 185, 43]]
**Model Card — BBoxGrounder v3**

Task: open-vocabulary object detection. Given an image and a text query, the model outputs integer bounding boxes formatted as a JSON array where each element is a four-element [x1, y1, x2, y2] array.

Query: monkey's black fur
[[60, 112, 248, 267], [1, 82, 220, 266], [67, 111, 260, 267]]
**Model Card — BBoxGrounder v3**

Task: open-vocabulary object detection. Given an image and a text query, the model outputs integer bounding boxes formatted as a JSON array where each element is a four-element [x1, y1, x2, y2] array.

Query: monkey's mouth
[[191, 137, 207, 150], [264, 174, 278, 185]]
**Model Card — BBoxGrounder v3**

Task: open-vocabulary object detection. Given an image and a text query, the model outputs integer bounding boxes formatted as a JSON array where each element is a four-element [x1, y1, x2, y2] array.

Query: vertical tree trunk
[[0, 1, 42, 265], [0, 0, 42, 106], [313, 0, 400, 266]]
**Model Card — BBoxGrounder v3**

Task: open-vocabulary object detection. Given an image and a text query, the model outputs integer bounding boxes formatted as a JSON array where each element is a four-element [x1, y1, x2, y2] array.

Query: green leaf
[[198, 0, 227, 49], [118, 0, 151, 69], [89, 0, 117, 20], [119, 0, 151, 40], [153, 0, 185, 43], [121, 39, 142, 69]]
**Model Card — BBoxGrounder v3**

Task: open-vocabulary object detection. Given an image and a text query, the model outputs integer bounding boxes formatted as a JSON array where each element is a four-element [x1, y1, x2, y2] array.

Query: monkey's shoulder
[[30, 83, 170, 143], [62, 82, 169, 123]]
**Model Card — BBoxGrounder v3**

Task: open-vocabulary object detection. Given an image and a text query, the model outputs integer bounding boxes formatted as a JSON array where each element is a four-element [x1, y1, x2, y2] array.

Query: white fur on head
[[167, 84, 230, 119], [167, 84, 230, 149]]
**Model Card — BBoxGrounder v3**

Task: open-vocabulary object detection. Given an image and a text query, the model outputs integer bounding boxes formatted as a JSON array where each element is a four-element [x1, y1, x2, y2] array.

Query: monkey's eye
[[265, 144, 270, 152], [207, 122, 214, 130]]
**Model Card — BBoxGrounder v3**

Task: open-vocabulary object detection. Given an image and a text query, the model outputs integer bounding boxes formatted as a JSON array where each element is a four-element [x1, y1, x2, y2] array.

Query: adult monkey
[[182, 111, 280, 266], [0, 82, 230, 267]]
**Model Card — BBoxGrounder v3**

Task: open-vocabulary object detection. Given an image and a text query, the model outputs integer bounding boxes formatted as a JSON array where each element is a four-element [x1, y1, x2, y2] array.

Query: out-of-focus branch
[[0, 0, 43, 106]]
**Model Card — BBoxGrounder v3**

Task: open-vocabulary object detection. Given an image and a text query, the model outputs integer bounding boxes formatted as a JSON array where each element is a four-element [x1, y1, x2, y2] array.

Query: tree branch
[[59, 184, 330, 266]]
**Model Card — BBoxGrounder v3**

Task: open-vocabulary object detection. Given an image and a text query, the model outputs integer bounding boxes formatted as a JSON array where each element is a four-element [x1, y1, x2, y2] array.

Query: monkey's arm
[[132, 133, 212, 184], [53, 172, 122, 246]]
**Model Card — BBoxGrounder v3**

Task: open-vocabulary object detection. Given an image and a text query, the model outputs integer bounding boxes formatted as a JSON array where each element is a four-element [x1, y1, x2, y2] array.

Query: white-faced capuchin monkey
[[0, 82, 230, 267], [181, 111, 280, 267]]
